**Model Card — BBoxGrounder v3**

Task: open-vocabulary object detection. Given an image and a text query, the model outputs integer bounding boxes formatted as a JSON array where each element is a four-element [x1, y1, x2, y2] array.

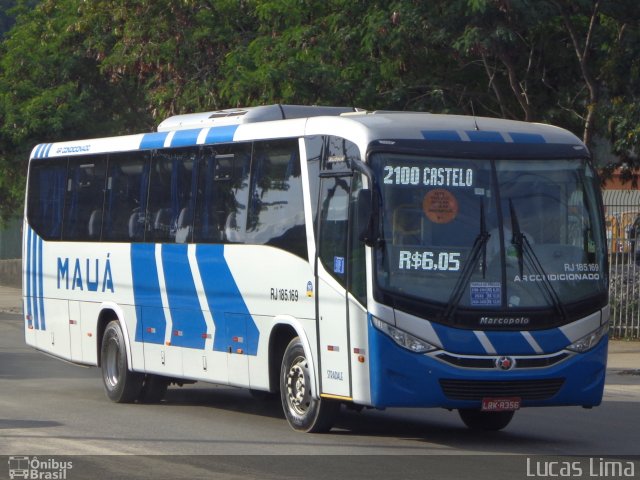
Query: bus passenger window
[[102, 152, 149, 242], [193, 144, 251, 244], [27, 160, 67, 240], [245, 139, 307, 259], [146, 148, 197, 243], [62, 156, 107, 241]]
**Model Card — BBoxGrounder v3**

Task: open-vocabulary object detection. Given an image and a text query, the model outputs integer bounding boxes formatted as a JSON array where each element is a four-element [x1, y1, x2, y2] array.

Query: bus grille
[[439, 378, 565, 401], [435, 352, 569, 369]]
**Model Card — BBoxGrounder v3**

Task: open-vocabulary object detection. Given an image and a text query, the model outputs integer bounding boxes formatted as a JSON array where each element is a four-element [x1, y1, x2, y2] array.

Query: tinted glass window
[[27, 159, 67, 240], [193, 144, 252, 243], [246, 139, 307, 259], [304, 136, 324, 235], [103, 152, 150, 242], [146, 148, 198, 243], [317, 136, 362, 286], [62, 156, 107, 241]]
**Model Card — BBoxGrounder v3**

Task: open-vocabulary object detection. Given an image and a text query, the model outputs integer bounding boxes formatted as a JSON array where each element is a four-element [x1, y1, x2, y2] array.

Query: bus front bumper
[[367, 322, 608, 410]]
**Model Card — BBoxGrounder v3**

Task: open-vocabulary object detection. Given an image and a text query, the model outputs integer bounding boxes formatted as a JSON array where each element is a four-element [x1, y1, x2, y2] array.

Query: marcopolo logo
[[479, 316, 530, 326], [8, 456, 73, 480]]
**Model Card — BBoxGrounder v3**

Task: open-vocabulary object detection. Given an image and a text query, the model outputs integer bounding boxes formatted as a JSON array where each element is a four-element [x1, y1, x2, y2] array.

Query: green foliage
[[0, 0, 639, 223]]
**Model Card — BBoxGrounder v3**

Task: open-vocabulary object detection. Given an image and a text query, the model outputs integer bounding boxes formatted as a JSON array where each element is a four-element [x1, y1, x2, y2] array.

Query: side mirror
[[355, 189, 373, 246]]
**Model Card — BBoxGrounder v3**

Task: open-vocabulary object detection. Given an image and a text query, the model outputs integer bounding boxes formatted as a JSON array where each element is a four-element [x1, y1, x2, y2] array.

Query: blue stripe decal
[[170, 129, 202, 148], [204, 125, 238, 144], [509, 132, 546, 144], [131, 243, 165, 344], [37, 235, 45, 330], [530, 328, 571, 353], [421, 130, 461, 141], [139, 132, 170, 150], [36, 144, 52, 158], [196, 244, 259, 355], [484, 331, 536, 355], [25, 228, 33, 328], [466, 130, 505, 143], [31, 228, 39, 330], [161, 244, 207, 349], [430, 322, 487, 354]]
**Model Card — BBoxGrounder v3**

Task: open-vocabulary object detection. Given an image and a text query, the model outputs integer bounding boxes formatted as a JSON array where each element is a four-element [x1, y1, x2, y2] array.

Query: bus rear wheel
[[101, 320, 143, 403], [280, 337, 339, 432], [458, 409, 514, 431]]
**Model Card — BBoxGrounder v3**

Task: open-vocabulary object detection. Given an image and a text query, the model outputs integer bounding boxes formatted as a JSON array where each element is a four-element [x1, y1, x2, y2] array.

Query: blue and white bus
[[24, 105, 609, 432]]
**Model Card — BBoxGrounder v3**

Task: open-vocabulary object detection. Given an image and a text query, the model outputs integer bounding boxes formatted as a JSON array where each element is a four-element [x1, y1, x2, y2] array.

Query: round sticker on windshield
[[423, 189, 459, 224]]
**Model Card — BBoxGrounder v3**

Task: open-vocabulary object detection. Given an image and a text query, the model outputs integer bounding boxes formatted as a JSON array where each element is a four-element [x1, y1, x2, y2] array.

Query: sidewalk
[[0, 285, 637, 369]]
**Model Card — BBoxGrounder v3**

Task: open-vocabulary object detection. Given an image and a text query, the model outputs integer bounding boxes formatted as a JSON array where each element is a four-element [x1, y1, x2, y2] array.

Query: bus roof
[[30, 105, 585, 159]]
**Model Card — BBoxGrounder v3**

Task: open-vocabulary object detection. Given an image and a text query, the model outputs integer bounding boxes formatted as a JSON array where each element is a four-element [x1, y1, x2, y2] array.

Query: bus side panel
[[24, 233, 137, 366], [38, 298, 71, 360], [69, 300, 82, 362], [224, 245, 317, 391], [23, 227, 71, 360], [348, 300, 371, 405]]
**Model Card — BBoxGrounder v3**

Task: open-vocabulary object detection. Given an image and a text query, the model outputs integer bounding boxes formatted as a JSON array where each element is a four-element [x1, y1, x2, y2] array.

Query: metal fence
[[603, 189, 640, 339]]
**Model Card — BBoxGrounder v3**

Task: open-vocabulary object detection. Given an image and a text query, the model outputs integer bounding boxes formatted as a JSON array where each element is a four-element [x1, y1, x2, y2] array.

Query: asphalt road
[[1, 312, 639, 479]]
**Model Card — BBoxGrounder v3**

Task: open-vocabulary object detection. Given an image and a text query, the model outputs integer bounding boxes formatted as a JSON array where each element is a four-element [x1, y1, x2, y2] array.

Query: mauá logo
[[57, 254, 114, 293]]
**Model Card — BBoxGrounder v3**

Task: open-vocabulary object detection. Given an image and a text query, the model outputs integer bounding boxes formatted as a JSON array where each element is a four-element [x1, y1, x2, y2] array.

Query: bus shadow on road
[[331, 408, 588, 453], [159, 385, 582, 453], [162, 385, 285, 420]]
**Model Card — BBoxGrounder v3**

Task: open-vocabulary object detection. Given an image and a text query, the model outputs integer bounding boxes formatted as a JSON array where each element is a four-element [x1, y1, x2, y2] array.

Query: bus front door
[[316, 174, 352, 399]]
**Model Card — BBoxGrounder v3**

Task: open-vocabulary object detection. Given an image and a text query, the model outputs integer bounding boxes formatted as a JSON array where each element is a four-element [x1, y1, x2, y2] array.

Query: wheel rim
[[285, 355, 311, 416], [104, 336, 120, 389]]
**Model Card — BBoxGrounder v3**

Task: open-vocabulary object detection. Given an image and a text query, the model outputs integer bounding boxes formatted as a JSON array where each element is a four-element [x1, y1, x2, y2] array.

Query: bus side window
[[193, 144, 251, 244], [317, 136, 362, 287], [304, 136, 324, 238], [27, 159, 67, 240], [62, 156, 107, 241], [245, 139, 307, 259], [146, 148, 197, 243], [103, 152, 149, 242], [318, 176, 349, 287]]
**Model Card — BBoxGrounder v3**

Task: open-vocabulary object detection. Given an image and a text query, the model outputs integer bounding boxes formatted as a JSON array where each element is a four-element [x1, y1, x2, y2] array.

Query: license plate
[[481, 397, 521, 412]]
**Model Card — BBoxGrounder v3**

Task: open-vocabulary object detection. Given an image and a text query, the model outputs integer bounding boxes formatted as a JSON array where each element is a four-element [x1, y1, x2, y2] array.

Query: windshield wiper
[[442, 201, 490, 323], [509, 199, 567, 322]]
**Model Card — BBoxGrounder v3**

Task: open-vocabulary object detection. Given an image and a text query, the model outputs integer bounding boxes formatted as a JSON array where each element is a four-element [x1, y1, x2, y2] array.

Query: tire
[[101, 320, 143, 403], [458, 409, 515, 431], [280, 337, 339, 433], [138, 374, 169, 403]]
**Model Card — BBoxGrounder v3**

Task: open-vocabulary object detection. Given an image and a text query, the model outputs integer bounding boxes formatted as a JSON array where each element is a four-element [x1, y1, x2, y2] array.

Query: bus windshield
[[371, 152, 608, 327]]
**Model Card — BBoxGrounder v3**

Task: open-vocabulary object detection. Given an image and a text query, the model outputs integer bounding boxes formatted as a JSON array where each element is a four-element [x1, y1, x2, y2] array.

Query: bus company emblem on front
[[495, 356, 515, 370]]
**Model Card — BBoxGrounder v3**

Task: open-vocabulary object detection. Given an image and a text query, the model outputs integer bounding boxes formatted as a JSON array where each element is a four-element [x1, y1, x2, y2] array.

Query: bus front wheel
[[101, 320, 143, 403], [280, 337, 339, 432], [458, 409, 514, 431]]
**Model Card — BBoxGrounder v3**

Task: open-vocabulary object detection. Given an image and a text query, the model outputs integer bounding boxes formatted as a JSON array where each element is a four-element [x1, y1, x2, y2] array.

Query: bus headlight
[[566, 323, 609, 353], [372, 317, 438, 353]]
